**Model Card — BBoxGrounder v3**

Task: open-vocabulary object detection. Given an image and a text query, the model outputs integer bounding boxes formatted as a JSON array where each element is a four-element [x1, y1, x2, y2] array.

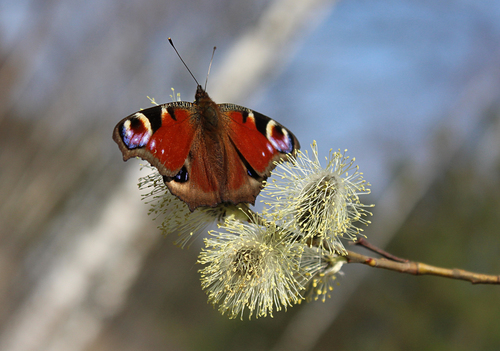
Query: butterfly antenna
[[168, 38, 200, 86], [205, 46, 216, 91]]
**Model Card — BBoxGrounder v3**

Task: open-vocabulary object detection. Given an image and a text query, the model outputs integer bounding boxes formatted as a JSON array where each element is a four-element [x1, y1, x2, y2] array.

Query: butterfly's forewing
[[112, 102, 196, 177], [222, 104, 300, 177]]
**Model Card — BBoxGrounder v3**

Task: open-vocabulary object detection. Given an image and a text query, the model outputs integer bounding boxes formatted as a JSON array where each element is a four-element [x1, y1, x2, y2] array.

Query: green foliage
[[315, 145, 500, 350]]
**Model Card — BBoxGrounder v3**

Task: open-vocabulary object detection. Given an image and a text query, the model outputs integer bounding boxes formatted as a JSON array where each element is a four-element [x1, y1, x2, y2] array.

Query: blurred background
[[1, 0, 500, 350]]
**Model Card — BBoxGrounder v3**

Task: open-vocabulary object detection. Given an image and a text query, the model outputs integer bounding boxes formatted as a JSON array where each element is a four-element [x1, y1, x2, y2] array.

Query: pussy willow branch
[[345, 249, 500, 285], [242, 208, 500, 284]]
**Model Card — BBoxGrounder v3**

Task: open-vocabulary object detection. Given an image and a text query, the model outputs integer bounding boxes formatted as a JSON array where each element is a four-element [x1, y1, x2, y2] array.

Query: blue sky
[[253, 0, 500, 194]]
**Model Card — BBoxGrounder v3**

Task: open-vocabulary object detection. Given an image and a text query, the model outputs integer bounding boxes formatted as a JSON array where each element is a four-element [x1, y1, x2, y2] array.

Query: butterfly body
[[113, 85, 299, 211]]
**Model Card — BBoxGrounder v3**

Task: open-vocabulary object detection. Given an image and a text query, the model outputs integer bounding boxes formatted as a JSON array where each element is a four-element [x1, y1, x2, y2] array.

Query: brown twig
[[345, 250, 500, 285], [353, 238, 409, 262]]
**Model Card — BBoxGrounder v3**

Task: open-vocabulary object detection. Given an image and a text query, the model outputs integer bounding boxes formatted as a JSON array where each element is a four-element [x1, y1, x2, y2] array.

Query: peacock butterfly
[[113, 42, 300, 211]]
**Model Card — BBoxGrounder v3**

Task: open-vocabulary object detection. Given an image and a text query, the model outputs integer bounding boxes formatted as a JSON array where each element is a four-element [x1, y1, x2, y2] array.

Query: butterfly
[[113, 42, 299, 211], [113, 85, 300, 211]]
